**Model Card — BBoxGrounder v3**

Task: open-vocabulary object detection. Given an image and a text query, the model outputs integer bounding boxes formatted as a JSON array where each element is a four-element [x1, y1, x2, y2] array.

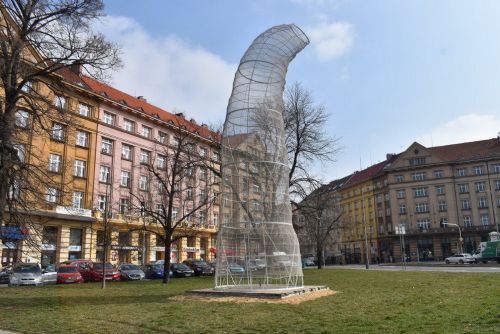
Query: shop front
[[41, 226, 58, 267]]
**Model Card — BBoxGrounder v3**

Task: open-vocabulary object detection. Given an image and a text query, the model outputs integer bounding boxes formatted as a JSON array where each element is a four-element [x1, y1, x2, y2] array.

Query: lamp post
[[444, 222, 463, 254]]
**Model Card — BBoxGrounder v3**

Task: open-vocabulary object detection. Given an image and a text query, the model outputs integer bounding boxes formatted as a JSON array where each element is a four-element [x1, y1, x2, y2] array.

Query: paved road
[[326, 264, 500, 273]]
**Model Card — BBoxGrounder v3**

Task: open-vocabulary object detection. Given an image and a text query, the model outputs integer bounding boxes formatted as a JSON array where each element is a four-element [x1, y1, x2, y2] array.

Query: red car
[[59, 259, 93, 282], [88, 262, 120, 282], [57, 265, 83, 284]]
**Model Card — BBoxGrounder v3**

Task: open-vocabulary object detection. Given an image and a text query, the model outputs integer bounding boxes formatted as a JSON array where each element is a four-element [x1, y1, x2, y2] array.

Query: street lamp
[[443, 222, 463, 254]]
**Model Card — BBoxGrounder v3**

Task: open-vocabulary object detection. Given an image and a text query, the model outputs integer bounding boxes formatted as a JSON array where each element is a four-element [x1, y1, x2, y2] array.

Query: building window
[[157, 154, 167, 169], [13, 144, 25, 162], [213, 151, 220, 162], [101, 138, 113, 154], [494, 164, 500, 173], [46, 187, 58, 203], [157, 181, 165, 195], [415, 203, 429, 213], [438, 201, 447, 212], [463, 216, 472, 227], [15, 109, 29, 127], [99, 166, 110, 183], [186, 188, 193, 200], [478, 197, 488, 209], [140, 149, 150, 164], [434, 170, 444, 178], [21, 81, 33, 93], [103, 112, 115, 125], [120, 170, 131, 188], [495, 180, 500, 190], [199, 211, 206, 225], [141, 126, 152, 138], [457, 168, 467, 177], [473, 166, 483, 175], [48, 153, 62, 173], [200, 167, 208, 180], [417, 219, 430, 230], [172, 207, 178, 220], [199, 190, 207, 202], [51, 123, 64, 141], [480, 214, 489, 226], [158, 131, 167, 144], [497, 196, 500, 207], [409, 157, 426, 166], [119, 198, 129, 215], [213, 213, 219, 226], [395, 175, 404, 183], [121, 144, 133, 160], [475, 182, 486, 193], [435, 185, 445, 195], [76, 130, 88, 147], [412, 172, 426, 181], [461, 199, 470, 210], [78, 103, 90, 117], [413, 187, 428, 197], [72, 191, 84, 209], [74, 160, 86, 178], [200, 147, 207, 158], [123, 119, 135, 132], [98, 195, 108, 212], [54, 95, 67, 109], [396, 189, 405, 199], [399, 205, 406, 215], [439, 217, 448, 228], [135, 176, 147, 191], [458, 184, 469, 193]]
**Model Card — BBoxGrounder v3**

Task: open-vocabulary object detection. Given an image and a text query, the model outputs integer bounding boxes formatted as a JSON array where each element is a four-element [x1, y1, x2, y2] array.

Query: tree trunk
[[316, 246, 323, 269], [162, 240, 172, 284]]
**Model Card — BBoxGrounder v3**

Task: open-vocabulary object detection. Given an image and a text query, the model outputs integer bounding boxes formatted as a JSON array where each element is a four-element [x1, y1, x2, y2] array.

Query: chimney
[[497, 131, 500, 140], [190, 118, 197, 124], [70, 62, 82, 75], [175, 112, 185, 118], [137, 96, 147, 102], [386, 153, 396, 160], [201, 123, 208, 128]]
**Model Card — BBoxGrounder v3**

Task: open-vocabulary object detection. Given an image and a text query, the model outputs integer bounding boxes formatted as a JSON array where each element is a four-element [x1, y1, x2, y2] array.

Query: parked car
[[59, 259, 93, 282], [57, 265, 83, 284], [143, 263, 168, 279], [118, 263, 145, 280], [9, 263, 57, 286], [218, 262, 245, 274], [170, 263, 195, 277], [0, 265, 12, 284], [445, 253, 476, 264], [182, 259, 214, 276], [246, 259, 267, 271], [88, 262, 121, 282], [302, 258, 316, 267]]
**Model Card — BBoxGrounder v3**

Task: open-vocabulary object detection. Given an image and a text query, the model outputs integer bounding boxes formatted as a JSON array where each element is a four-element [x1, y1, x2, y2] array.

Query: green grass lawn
[[0, 269, 499, 334]]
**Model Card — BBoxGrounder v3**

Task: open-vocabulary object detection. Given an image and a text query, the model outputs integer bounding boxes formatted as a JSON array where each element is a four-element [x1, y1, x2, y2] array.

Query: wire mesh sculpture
[[215, 24, 309, 289]]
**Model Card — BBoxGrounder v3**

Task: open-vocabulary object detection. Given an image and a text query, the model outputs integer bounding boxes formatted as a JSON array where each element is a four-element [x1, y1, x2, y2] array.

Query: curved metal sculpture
[[215, 24, 309, 289]]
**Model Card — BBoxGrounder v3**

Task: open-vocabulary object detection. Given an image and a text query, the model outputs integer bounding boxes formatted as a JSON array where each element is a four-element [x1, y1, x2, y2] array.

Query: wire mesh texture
[[215, 24, 309, 289]]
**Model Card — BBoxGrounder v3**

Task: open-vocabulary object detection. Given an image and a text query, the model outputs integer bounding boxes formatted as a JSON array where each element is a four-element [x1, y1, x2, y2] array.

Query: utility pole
[[361, 185, 370, 270], [101, 184, 110, 290]]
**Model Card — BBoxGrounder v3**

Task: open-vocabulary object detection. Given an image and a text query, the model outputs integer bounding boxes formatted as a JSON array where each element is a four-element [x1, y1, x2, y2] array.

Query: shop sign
[[56, 206, 92, 217], [111, 245, 139, 251], [183, 247, 199, 253], [41, 244, 56, 251], [0, 226, 28, 240], [68, 245, 81, 252], [152, 246, 164, 251]]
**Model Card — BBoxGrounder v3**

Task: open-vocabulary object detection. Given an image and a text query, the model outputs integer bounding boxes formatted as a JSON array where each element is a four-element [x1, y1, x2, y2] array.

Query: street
[[326, 263, 500, 273]]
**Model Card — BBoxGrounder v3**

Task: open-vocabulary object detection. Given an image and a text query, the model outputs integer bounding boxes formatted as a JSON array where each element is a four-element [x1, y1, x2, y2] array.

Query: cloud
[[306, 19, 354, 61], [417, 114, 500, 146], [94, 16, 236, 124]]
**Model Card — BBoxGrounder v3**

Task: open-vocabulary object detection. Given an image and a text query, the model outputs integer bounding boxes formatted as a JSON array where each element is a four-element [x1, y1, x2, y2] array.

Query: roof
[[428, 138, 500, 162], [343, 160, 388, 188], [56, 69, 220, 142]]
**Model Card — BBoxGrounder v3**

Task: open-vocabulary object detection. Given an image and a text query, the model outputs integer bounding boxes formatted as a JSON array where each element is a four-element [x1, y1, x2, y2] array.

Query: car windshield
[[94, 263, 114, 270], [174, 263, 190, 270], [58, 267, 78, 273], [192, 261, 206, 266], [151, 264, 163, 270], [121, 265, 139, 271], [14, 265, 40, 273]]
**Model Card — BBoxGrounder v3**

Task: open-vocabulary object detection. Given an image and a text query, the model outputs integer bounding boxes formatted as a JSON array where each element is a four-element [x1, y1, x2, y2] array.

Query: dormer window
[[54, 95, 67, 109]]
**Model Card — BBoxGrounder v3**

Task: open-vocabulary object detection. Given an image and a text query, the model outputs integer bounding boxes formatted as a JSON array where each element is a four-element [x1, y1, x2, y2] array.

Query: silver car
[[444, 253, 476, 264], [9, 263, 57, 286], [118, 263, 145, 280]]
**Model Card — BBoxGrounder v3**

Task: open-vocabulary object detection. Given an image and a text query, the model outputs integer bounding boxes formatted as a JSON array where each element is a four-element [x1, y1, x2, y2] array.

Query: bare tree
[[129, 119, 220, 284], [284, 82, 340, 202], [295, 180, 344, 269], [0, 1, 120, 254]]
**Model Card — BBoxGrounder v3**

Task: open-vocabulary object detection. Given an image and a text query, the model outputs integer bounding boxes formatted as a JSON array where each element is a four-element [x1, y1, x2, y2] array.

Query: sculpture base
[[186, 285, 329, 300]]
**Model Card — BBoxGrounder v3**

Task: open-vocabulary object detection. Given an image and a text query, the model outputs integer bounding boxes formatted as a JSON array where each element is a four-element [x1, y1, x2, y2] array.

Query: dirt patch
[[170, 288, 336, 304]]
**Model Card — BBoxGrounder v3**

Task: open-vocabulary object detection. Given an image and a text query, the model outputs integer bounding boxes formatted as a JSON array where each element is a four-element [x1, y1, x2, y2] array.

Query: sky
[[98, 0, 500, 181]]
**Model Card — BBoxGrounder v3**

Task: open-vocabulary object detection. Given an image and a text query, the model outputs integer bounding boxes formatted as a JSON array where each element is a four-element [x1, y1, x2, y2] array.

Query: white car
[[444, 253, 475, 264]]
